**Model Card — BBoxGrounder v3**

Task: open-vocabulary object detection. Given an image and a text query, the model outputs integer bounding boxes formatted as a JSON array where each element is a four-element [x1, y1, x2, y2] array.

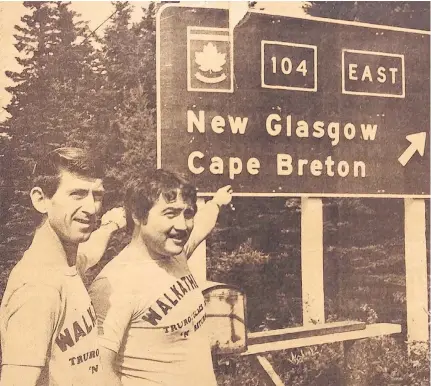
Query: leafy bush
[[274, 345, 343, 385], [208, 239, 303, 330], [345, 338, 430, 386], [215, 338, 429, 386]]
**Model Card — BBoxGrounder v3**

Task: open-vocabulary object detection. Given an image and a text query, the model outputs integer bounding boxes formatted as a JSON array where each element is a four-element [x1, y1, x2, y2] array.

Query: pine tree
[[5, 1, 103, 159], [99, 1, 156, 187]]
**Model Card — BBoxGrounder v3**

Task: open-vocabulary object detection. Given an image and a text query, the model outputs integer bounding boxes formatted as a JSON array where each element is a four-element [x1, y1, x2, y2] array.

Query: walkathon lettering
[[186, 109, 378, 179], [141, 274, 199, 326], [53, 306, 99, 373], [140, 273, 207, 338], [55, 306, 97, 352]]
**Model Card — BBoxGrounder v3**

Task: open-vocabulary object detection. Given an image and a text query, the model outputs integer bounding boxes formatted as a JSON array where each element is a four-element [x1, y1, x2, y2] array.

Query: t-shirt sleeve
[[1, 284, 61, 367], [89, 276, 135, 354]]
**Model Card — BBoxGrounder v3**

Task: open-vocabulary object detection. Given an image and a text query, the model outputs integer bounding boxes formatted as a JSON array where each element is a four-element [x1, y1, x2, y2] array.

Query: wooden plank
[[248, 321, 366, 345], [249, 355, 285, 386], [301, 197, 325, 325], [241, 323, 401, 356], [404, 198, 429, 343]]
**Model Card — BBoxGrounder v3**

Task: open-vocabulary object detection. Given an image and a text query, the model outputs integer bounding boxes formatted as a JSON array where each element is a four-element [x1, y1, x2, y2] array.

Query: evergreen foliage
[[303, 1, 430, 30]]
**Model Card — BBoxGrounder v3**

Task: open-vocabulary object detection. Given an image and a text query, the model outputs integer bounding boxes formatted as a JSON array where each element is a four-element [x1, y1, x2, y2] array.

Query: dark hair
[[124, 169, 197, 231], [32, 147, 104, 198]]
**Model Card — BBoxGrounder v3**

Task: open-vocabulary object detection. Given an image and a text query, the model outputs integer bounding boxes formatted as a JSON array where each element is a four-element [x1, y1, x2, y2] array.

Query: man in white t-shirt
[[0, 148, 126, 386], [89, 170, 232, 386]]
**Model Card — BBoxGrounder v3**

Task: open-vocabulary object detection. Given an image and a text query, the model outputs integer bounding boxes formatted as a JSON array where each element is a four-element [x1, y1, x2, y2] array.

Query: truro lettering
[[69, 349, 99, 366]]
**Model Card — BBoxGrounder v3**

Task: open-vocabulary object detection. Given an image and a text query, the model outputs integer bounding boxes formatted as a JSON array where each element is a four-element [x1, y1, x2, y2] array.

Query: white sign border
[[341, 49, 406, 98], [261, 40, 318, 92]]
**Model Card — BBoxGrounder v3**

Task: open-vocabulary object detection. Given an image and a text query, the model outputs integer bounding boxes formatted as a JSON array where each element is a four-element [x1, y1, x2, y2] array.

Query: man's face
[[138, 192, 195, 258], [45, 169, 105, 244]]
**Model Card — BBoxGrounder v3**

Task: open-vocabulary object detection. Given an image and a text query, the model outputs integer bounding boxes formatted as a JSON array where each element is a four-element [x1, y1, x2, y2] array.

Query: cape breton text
[[188, 152, 366, 179]]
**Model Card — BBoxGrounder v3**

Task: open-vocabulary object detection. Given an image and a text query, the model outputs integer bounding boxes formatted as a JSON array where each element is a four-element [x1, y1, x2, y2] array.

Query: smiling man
[[0, 147, 126, 386], [89, 169, 232, 386]]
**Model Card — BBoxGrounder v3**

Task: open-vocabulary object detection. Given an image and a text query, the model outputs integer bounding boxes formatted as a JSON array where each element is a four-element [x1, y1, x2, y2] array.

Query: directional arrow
[[398, 132, 427, 166]]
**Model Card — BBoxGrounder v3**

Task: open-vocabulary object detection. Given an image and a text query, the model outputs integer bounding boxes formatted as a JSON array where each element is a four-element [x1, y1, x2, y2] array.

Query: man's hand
[[211, 185, 233, 208], [100, 207, 127, 231], [78, 207, 127, 273]]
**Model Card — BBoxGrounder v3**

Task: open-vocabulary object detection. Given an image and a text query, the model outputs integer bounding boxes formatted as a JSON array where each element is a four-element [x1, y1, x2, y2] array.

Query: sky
[[0, 1, 307, 122]]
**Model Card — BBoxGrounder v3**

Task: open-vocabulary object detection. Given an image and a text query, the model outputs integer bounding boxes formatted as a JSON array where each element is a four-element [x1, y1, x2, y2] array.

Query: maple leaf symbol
[[195, 42, 226, 73]]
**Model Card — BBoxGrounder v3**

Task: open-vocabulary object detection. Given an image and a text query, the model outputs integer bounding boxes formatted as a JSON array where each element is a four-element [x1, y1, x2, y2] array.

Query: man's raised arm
[[77, 207, 127, 272], [184, 185, 233, 259]]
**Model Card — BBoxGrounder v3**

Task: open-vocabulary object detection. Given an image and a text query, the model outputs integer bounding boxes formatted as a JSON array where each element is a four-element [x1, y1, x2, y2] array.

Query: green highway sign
[[157, 5, 430, 197]]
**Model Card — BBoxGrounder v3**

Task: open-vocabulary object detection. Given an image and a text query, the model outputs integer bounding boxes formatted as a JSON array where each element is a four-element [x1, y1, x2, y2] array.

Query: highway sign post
[[157, 4, 430, 384]]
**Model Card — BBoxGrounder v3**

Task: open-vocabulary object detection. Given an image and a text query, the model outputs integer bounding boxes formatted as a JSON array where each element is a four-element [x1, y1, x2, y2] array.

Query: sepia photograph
[[0, 1, 429, 385]]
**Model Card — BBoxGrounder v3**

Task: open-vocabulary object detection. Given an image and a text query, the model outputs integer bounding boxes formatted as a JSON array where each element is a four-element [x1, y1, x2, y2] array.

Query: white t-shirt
[[89, 247, 217, 386], [0, 224, 100, 385]]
